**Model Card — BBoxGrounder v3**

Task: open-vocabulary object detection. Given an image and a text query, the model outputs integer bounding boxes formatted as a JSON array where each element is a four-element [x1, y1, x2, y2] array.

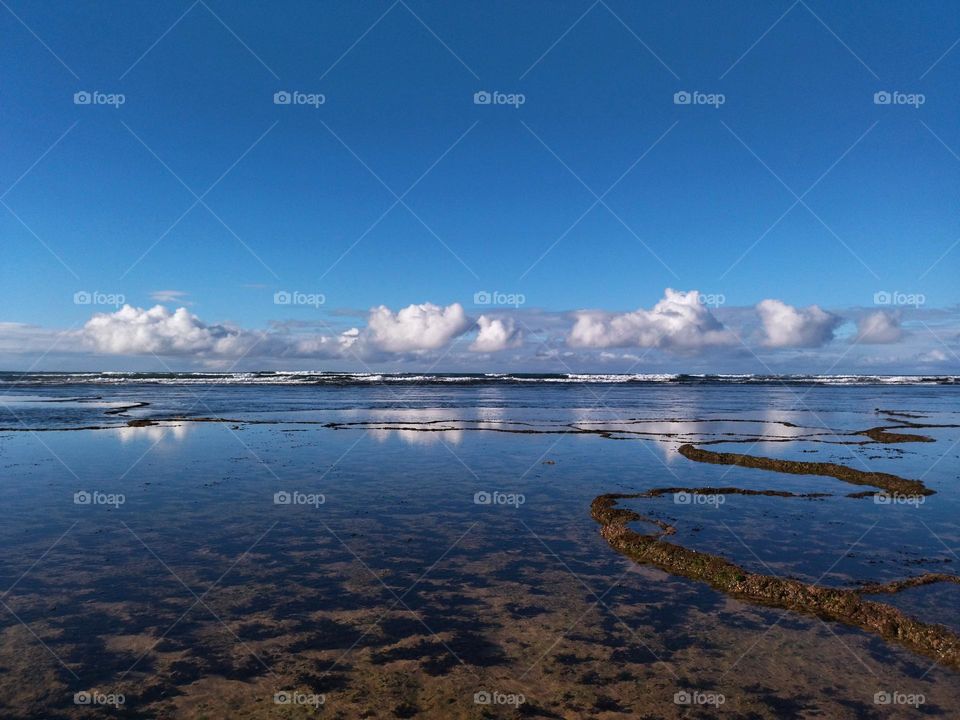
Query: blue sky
[[1, 1, 959, 371]]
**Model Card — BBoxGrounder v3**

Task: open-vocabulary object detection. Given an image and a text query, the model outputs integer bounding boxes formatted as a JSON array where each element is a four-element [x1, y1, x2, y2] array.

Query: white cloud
[[469, 316, 522, 352], [567, 289, 734, 350], [339, 327, 361, 350], [757, 299, 840, 348], [83, 305, 254, 356], [0, 322, 74, 355], [287, 330, 358, 357], [918, 349, 948, 363], [150, 290, 191, 304], [82, 305, 364, 359], [856, 311, 903, 344], [366, 302, 472, 352], [82, 302, 474, 359], [0, 296, 951, 372]]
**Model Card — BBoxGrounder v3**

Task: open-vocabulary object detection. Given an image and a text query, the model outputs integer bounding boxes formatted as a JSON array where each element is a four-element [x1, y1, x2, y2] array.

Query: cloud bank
[[4, 289, 945, 372], [81, 302, 482, 360]]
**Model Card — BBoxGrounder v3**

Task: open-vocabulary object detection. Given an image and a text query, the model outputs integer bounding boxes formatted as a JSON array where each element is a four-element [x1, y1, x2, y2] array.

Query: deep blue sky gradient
[[2, 0, 958, 336]]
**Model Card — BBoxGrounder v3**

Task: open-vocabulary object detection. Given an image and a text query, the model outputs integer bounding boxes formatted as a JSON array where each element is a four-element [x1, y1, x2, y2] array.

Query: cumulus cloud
[[567, 289, 734, 350], [82, 305, 352, 358], [2, 296, 944, 371], [856, 311, 903, 344], [83, 305, 252, 356], [366, 302, 472, 352], [81, 302, 476, 359], [757, 299, 841, 348], [470, 316, 522, 352]]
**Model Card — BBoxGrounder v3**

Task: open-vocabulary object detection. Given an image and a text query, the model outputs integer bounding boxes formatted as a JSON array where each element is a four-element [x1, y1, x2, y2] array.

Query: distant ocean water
[[1, 371, 957, 386]]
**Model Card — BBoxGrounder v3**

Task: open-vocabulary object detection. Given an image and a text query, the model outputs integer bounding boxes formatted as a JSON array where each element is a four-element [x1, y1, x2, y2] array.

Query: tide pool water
[[0, 377, 957, 718]]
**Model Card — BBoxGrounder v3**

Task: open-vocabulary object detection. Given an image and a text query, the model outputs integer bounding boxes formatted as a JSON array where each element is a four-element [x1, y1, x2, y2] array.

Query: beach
[[0, 373, 957, 718]]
